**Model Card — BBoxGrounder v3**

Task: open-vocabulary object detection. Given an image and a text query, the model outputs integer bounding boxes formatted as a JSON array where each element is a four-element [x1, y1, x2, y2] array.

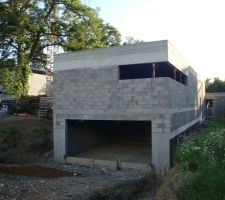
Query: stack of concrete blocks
[[53, 40, 205, 174]]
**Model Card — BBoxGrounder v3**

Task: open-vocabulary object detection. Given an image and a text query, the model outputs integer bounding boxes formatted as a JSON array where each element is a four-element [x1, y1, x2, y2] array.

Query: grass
[[176, 166, 225, 200], [175, 117, 225, 200]]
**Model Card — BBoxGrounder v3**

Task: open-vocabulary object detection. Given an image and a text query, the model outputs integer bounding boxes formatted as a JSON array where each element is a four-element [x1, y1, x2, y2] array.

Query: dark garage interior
[[66, 120, 152, 164]]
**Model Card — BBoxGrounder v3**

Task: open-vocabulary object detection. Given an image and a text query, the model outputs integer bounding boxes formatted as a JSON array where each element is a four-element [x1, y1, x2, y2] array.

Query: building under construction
[[53, 40, 205, 174]]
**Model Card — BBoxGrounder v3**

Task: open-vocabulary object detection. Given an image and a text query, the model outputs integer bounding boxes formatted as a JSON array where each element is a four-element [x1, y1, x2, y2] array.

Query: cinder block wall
[[54, 67, 171, 111], [54, 67, 202, 172]]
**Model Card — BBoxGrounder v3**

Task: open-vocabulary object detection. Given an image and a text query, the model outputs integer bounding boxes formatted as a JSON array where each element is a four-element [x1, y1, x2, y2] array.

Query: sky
[[82, 0, 225, 80]]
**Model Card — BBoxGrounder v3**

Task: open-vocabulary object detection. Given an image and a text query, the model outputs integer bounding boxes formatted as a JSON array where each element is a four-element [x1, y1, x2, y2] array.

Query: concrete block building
[[53, 40, 205, 173]]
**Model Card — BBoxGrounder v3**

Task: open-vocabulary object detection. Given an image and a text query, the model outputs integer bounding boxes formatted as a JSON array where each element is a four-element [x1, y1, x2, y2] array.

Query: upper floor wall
[[54, 40, 204, 117], [54, 65, 202, 112]]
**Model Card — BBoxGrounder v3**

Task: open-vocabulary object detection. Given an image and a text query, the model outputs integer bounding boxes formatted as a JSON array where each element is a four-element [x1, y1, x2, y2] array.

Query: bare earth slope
[[0, 116, 52, 164]]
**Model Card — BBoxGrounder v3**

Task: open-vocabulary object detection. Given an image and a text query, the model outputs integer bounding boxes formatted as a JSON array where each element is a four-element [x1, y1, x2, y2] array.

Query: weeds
[[176, 117, 225, 200]]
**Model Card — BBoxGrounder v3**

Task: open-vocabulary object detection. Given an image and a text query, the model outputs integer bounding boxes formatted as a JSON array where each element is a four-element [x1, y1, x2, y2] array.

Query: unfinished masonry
[[53, 40, 205, 173]]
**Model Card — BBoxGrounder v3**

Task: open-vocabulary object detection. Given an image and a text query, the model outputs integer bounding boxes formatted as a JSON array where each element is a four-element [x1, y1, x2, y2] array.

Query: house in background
[[205, 92, 225, 118], [0, 70, 53, 117], [53, 40, 205, 174], [28, 70, 53, 97]]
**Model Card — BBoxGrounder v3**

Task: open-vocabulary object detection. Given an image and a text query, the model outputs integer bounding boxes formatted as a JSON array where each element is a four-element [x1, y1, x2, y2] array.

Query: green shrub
[[176, 118, 225, 200], [177, 118, 225, 171], [176, 139, 203, 172]]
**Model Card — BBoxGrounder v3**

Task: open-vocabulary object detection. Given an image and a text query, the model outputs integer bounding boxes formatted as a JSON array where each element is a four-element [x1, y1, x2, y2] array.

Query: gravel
[[0, 156, 155, 200]]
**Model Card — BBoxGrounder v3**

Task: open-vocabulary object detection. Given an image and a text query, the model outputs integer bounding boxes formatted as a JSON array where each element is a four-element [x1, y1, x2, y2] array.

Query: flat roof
[[54, 40, 192, 73]]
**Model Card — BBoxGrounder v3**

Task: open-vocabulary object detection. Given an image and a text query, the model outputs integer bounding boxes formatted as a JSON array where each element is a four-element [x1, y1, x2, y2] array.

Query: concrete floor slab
[[74, 143, 151, 164]]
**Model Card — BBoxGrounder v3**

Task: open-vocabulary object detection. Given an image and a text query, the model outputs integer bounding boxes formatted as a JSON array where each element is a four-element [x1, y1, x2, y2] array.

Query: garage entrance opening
[[66, 120, 152, 167]]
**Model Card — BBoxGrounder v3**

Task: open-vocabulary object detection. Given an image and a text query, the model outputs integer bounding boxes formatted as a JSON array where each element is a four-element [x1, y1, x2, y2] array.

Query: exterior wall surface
[[53, 40, 204, 173], [28, 73, 47, 96], [28, 73, 53, 96]]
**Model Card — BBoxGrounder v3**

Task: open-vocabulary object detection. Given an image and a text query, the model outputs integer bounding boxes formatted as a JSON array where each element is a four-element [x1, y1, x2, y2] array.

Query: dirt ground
[[0, 164, 75, 178], [0, 159, 155, 200], [0, 116, 52, 164], [154, 164, 182, 200], [0, 116, 156, 200]]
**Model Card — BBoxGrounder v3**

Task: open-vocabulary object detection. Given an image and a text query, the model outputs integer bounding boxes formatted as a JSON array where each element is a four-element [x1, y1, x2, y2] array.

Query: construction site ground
[[0, 116, 156, 200]]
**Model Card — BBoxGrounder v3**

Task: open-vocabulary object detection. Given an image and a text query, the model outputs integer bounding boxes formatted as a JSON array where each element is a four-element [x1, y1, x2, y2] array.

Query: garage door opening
[[66, 120, 152, 169]]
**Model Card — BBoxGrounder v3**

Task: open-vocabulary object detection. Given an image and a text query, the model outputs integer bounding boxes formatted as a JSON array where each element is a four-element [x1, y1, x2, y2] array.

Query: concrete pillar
[[151, 121, 171, 175], [173, 68, 177, 81], [152, 63, 156, 78], [152, 132, 170, 175], [53, 125, 66, 162]]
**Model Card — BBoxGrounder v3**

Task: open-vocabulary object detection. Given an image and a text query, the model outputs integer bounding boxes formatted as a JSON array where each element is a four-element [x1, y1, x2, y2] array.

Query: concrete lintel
[[54, 107, 197, 117]]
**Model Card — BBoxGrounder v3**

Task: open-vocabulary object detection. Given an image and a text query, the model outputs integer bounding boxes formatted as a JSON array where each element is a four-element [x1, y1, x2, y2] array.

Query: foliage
[[0, 60, 16, 94], [176, 119, 225, 171], [205, 78, 225, 92], [0, 0, 121, 97], [176, 118, 225, 200], [123, 36, 144, 45]]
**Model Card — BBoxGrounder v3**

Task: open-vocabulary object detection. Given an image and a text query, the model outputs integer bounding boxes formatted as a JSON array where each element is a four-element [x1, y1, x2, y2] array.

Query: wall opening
[[206, 99, 213, 108], [66, 120, 152, 164], [119, 62, 187, 85]]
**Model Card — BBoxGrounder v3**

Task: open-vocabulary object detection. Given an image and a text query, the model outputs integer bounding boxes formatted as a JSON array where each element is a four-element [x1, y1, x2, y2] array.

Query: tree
[[0, 0, 121, 97], [0, 59, 16, 95], [205, 78, 225, 92], [123, 36, 144, 45]]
